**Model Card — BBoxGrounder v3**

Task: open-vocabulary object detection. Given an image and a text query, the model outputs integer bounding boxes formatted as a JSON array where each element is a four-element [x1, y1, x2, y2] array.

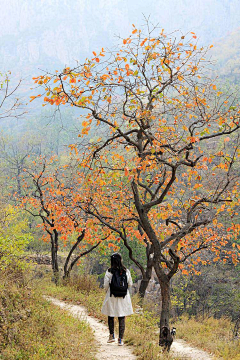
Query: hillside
[[1, 0, 240, 79], [211, 28, 240, 83]]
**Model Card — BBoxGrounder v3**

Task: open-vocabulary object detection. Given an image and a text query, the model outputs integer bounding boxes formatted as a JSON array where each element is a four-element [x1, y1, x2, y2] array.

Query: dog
[[171, 326, 176, 337], [159, 326, 173, 352]]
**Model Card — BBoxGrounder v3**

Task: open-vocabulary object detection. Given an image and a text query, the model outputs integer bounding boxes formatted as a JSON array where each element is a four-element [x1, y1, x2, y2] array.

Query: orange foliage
[[31, 23, 240, 276]]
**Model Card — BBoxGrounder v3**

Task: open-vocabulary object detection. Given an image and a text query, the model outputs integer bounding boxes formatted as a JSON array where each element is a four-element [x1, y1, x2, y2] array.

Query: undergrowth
[[0, 267, 97, 360], [175, 315, 240, 360]]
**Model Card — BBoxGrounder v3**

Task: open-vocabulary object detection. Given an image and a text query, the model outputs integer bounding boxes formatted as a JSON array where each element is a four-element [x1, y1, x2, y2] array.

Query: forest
[[0, 3, 240, 360]]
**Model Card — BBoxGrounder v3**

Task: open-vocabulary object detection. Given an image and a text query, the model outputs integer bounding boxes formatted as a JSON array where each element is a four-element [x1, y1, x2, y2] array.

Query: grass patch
[[175, 315, 240, 360], [0, 268, 97, 360]]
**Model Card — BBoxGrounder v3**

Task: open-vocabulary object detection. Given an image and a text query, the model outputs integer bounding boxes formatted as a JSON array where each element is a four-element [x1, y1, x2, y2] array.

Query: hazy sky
[[1, 0, 240, 76]]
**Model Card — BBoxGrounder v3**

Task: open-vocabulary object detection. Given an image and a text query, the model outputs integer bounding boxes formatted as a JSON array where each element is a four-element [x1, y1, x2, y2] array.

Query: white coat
[[101, 269, 134, 317]]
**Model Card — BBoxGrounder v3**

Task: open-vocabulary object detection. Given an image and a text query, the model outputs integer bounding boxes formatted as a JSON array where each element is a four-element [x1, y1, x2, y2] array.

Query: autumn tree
[[74, 154, 155, 299], [33, 23, 240, 348], [20, 157, 111, 282]]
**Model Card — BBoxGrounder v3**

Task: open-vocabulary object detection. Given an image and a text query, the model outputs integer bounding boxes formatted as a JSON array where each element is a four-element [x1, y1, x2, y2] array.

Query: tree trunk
[[63, 231, 85, 280], [17, 165, 22, 195], [159, 277, 172, 349], [159, 278, 171, 330], [50, 231, 59, 284], [139, 278, 149, 299], [154, 263, 173, 350], [136, 231, 154, 300], [138, 260, 153, 299], [63, 232, 101, 280]]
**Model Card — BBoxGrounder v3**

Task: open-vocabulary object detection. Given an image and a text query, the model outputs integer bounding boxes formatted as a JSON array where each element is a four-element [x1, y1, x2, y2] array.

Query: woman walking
[[101, 253, 133, 346]]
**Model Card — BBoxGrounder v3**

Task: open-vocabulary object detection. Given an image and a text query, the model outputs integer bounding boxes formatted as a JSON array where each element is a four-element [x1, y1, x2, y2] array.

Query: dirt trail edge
[[171, 339, 214, 360], [45, 296, 214, 360], [45, 296, 137, 360]]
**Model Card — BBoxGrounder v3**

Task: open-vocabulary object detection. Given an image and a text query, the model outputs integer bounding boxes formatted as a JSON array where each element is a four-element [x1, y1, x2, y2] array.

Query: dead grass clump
[[65, 273, 100, 294]]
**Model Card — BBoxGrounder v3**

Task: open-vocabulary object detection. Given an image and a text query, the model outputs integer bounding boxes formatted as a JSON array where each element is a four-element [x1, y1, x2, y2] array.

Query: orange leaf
[[96, 58, 100, 63], [82, 121, 88, 127], [132, 29, 137, 34], [140, 38, 147, 46], [93, 51, 97, 56], [123, 39, 127, 44], [125, 64, 129, 71]]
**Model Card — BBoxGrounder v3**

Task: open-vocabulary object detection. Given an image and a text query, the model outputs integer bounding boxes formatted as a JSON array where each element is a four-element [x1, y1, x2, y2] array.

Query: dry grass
[[175, 315, 240, 360], [0, 268, 97, 360]]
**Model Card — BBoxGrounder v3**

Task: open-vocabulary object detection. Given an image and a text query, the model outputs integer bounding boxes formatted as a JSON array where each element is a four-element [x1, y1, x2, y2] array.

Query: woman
[[101, 253, 133, 346]]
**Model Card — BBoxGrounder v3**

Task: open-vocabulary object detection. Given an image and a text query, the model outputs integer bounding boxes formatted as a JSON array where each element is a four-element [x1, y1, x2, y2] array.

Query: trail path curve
[[45, 296, 215, 360], [45, 296, 137, 360]]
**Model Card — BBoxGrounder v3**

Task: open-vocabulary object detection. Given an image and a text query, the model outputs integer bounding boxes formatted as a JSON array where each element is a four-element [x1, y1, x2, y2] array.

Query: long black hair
[[109, 253, 126, 273]]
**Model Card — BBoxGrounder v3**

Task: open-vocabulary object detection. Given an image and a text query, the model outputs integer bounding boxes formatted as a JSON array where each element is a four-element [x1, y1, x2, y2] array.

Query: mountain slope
[[1, 0, 240, 78], [211, 28, 240, 83]]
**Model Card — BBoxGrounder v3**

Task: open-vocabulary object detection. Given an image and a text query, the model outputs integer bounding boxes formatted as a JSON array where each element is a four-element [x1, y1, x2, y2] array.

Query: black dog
[[159, 326, 173, 352], [171, 327, 176, 337]]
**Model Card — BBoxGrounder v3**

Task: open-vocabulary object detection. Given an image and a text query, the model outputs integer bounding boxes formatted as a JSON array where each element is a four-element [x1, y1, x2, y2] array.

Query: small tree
[[0, 202, 32, 269], [0, 71, 26, 199], [20, 157, 110, 282], [0, 71, 24, 122], [33, 23, 240, 348]]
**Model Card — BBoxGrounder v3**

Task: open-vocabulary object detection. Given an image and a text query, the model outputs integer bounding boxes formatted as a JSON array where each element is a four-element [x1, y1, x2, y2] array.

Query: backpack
[[110, 269, 128, 298]]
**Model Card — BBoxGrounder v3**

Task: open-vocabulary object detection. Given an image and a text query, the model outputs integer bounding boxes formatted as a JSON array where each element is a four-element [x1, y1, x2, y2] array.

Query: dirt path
[[45, 296, 215, 360], [45, 296, 137, 360], [171, 339, 214, 360]]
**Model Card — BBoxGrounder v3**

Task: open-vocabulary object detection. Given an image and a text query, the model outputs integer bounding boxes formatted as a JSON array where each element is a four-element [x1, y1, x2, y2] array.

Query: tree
[[33, 22, 240, 349], [20, 156, 111, 282], [0, 134, 35, 196], [0, 72, 26, 198], [0, 71, 25, 122], [0, 202, 31, 269]]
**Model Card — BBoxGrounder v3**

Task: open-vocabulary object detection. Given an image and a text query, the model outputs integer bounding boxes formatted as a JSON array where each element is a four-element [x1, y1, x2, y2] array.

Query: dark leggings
[[108, 316, 125, 339]]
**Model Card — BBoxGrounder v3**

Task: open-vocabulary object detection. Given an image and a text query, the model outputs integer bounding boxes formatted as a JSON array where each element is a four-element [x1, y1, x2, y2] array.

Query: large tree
[[33, 23, 240, 348]]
